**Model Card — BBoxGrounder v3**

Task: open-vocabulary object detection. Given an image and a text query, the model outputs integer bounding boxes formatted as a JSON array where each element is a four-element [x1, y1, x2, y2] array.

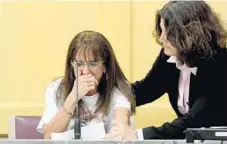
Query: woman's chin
[[163, 48, 171, 56], [163, 48, 175, 56]]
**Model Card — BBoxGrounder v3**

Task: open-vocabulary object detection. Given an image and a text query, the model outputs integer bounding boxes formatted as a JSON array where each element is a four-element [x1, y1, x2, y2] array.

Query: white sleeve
[[36, 79, 62, 133], [136, 129, 144, 140], [112, 88, 131, 113]]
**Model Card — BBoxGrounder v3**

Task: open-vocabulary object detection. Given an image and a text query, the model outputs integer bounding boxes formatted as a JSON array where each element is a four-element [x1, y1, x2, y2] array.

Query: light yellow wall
[[0, 1, 227, 135]]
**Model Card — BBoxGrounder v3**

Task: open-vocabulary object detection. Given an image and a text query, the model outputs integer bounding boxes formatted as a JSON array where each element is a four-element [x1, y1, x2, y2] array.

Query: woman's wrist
[[62, 106, 74, 116], [63, 99, 76, 116]]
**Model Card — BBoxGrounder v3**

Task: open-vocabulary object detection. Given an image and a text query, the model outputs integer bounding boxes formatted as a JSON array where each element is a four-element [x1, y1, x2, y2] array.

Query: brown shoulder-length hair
[[154, 1, 227, 66], [56, 30, 136, 115]]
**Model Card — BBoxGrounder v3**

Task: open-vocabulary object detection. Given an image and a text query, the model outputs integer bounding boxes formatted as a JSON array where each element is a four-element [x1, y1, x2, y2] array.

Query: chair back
[[8, 116, 43, 139]]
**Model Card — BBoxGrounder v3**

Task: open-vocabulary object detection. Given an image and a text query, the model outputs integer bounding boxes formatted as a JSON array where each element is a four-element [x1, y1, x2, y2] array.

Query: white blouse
[[37, 78, 133, 133]]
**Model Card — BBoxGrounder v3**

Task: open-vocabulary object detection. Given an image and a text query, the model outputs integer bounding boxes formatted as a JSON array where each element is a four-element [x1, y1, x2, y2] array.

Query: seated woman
[[37, 30, 136, 139]]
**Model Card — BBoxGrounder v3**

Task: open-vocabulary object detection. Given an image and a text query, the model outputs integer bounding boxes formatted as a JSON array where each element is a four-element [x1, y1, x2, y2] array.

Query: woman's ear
[[103, 67, 108, 80]]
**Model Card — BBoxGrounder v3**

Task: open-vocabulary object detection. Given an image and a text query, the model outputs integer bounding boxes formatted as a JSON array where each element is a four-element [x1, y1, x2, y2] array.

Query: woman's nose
[[159, 31, 166, 43], [81, 65, 91, 75]]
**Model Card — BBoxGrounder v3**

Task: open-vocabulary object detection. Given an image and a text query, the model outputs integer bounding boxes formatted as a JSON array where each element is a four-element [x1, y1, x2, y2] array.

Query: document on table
[[51, 122, 106, 140]]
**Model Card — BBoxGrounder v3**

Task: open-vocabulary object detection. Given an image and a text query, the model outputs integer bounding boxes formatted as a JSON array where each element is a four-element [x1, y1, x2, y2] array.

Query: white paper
[[210, 126, 227, 129], [215, 132, 227, 136], [51, 122, 106, 140]]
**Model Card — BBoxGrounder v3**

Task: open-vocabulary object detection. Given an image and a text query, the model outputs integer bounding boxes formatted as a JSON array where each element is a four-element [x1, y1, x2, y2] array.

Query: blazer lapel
[[189, 73, 197, 108], [167, 64, 180, 113]]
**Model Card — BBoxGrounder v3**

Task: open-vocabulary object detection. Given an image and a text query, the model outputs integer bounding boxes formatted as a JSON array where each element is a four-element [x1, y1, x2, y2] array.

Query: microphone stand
[[74, 63, 81, 139]]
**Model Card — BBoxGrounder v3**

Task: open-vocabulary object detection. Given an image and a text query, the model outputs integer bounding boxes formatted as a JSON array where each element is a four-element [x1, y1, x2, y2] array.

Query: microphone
[[73, 62, 81, 139]]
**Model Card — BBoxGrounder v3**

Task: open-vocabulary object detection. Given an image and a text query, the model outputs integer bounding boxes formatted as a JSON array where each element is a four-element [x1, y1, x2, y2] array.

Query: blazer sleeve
[[142, 53, 227, 139], [132, 48, 169, 106], [142, 95, 208, 139]]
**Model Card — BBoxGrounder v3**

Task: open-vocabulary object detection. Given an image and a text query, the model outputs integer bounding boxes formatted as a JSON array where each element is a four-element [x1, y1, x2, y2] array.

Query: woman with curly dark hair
[[105, 1, 227, 140]]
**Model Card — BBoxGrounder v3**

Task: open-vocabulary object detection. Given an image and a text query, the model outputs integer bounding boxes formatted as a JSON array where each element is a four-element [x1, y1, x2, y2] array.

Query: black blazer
[[132, 48, 227, 139]]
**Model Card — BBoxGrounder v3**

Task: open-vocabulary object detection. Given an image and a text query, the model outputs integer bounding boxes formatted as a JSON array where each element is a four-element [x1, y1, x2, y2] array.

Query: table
[[0, 140, 226, 144]]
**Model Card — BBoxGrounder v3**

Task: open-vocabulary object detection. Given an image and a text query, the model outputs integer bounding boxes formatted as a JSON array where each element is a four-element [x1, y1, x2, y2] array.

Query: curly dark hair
[[154, 1, 227, 66]]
